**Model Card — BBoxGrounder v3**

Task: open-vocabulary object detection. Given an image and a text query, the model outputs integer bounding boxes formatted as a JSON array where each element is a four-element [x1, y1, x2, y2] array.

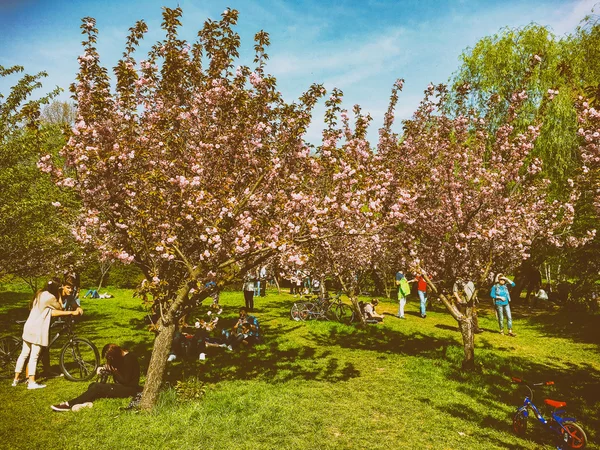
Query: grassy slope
[[0, 286, 598, 450]]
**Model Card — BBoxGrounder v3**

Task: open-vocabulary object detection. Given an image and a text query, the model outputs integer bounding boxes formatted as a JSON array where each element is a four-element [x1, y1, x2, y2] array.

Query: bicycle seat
[[544, 399, 567, 408]]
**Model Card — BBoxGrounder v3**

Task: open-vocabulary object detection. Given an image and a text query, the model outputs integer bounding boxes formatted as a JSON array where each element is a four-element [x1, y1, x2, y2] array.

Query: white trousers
[[15, 340, 43, 377], [398, 296, 406, 317]]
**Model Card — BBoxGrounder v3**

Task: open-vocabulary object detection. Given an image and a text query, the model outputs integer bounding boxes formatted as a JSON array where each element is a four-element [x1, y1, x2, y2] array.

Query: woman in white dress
[[13, 280, 83, 389]]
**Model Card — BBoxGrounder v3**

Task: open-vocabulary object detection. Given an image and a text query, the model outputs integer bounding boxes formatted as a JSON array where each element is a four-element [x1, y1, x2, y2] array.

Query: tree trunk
[[139, 320, 176, 410], [459, 300, 475, 370], [273, 275, 281, 295], [349, 294, 366, 327], [97, 261, 113, 291]]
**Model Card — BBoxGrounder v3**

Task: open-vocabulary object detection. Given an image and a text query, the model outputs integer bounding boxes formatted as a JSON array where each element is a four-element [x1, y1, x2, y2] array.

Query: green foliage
[[174, 376, 206, 401], [79, 261, 144, 289], [0, 67, 81, 285]]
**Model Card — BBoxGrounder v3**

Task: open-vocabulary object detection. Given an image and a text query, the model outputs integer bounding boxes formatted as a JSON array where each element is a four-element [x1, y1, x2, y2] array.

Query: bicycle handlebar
[[511, 377, 554, 386]]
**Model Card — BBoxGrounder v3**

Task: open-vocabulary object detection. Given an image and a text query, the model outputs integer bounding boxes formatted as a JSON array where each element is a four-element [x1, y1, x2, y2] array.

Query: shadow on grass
[[443, 351, 600, 448], [524, 310, 600, 347], [0, 291, 31, 334]]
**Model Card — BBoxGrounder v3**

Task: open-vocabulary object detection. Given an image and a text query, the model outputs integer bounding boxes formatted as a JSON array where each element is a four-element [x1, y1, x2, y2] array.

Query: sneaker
[[11, 379, 19, 387], [51, 402, 71, 412], [226, 345, 233, 351], [500, 330, 504, 335], [72, 402, 93, 412], [167, 354, 176, 362], [508, 331, 517, 337], [27, 381, 46, 390]]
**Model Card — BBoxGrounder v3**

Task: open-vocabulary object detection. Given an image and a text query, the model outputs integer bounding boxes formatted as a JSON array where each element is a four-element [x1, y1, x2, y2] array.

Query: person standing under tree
[[243, 273, 255, 311], [490, 273, 517, 337], [410, 269, 429, 318], [13, 280, 83, 389], [453, 278, 483, 333], [395, 272, 410, 319]]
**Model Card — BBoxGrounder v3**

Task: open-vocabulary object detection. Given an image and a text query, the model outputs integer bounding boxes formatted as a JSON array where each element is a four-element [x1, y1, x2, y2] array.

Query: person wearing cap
[[490, 273, 516, 336], [395, 272, 410, 319], [13, 280, 83, 389], [409, 269, 430, 318]]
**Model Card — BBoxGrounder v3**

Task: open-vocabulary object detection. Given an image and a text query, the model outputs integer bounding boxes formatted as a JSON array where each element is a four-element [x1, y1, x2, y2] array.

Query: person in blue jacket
[[490, 273, 516, 336]]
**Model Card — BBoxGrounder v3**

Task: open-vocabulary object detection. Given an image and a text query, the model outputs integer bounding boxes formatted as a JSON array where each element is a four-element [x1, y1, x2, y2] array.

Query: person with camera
[[51, 343, 141, 412], [490, 273, 517, 336]]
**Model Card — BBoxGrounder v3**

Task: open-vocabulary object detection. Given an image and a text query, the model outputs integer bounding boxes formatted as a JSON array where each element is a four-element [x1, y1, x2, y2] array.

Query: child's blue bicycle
[[511, 377, 588, 449]]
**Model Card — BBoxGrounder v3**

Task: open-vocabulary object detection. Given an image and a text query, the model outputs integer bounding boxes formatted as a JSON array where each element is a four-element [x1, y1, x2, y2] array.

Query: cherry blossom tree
[[280, 82, 412, 323], [380, 61, 596, 369], [42, 7, 327, 409]]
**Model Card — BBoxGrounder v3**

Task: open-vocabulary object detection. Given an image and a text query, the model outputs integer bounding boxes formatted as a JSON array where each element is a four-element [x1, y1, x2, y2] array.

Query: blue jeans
[[418, 290, 427, 316], [496, 303, 513, 331]]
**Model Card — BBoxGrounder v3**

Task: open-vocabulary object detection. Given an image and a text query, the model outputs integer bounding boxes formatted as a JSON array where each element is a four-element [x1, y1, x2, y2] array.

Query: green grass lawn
[[0, 285, 598, 450]]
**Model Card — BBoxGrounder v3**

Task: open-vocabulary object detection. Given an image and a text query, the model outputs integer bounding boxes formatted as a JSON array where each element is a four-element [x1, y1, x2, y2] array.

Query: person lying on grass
[[51, 343, 141, 412]]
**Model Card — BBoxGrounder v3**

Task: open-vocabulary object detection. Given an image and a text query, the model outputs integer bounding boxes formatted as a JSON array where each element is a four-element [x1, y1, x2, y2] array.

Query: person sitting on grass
[[51, 343, 141, 412], [221, 307, 260, 349], [363, 298, 384, 323]]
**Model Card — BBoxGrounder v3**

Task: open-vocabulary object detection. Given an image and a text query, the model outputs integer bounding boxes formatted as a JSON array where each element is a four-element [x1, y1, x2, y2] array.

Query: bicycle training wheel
[[512, 409, 528, 436], [0, 336, 21, 379], [60, 338, 100, 382], [562, 422, 587, 449]]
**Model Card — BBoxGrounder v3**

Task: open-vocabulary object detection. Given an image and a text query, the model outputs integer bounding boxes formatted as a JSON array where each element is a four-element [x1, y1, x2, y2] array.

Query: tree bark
[[139, 319, 176, 410], [139, 280, 194, 410], [459, 302, 475, 370]]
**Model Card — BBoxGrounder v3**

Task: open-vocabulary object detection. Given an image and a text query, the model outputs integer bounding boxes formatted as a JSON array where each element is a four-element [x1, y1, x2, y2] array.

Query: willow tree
[[0, 66, 79, 289]]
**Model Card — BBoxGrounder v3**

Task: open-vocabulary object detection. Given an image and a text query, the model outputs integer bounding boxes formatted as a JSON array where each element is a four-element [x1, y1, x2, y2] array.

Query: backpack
[[399, 278, 411, 297]]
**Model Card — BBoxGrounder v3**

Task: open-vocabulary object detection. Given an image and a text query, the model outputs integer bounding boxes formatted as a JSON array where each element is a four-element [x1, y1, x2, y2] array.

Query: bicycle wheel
[[290, 303, 303, 321], [302, 303, 316, 321], [0, 336, 21, 379], [336, 304, 355, 325], [325, 303, 339, 321], [60, 338, 100, 382], [561, 422, 587, 449], [512, 409, 528, 436]]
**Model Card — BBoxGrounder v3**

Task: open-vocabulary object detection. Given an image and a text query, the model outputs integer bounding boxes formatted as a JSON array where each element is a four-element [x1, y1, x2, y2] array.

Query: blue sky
[[0, 0, 596, 143]]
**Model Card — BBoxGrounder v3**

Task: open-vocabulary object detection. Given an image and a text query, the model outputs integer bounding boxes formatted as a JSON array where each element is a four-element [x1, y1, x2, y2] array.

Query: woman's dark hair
[[102, 344, 124, 368], [30, 279, 62, 309], [45, 278, 62, 298]]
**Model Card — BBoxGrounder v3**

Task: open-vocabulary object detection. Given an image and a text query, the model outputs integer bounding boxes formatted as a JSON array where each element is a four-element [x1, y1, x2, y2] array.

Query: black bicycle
[[290, 292, 355, 324], [0, 317, 100, 382]]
